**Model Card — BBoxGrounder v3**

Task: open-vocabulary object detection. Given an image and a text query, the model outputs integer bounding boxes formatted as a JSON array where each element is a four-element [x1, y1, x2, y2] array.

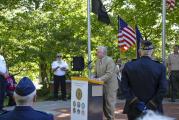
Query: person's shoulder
[[52, 60, 57, 64], [131, 58, 137, 62], [0, 110, 53, 120], [152, 59, 160, 63], [123, 59, 135, 68], [0, 111, 11, 119], [151, 59, 163, 65], [62, 60, 67, 63], [0, 55, 4, 58], [0, 55, 5, 61], [168, 53, 174, 57], [106, 56, 114, 61], [170, 53, 174, 55], [33, 110, 53, 119], [127, 58, 138, 64], [105, 56, 111, 59], [151, 59, 165, 68], [125, 58, 142, 68]]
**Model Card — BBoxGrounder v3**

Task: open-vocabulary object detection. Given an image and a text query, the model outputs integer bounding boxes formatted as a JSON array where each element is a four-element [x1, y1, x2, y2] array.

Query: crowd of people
[[0, 40, 178, 120]]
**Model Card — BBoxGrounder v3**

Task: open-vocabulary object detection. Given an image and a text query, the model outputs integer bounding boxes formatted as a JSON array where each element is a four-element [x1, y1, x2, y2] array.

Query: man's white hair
[[141, 49, 153, 57], [97, 46, 107, 55], [13, 90, 36, 106], [137, 110, 175, 120]]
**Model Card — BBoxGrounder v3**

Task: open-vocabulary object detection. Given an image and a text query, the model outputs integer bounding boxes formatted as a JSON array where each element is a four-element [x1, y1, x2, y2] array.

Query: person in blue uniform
[[0, 77, 54, 120], [121, 41, 168, 120]]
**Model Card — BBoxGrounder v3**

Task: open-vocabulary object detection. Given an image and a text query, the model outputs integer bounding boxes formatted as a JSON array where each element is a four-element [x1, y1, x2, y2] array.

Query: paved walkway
[[4, 98, 179, 120]]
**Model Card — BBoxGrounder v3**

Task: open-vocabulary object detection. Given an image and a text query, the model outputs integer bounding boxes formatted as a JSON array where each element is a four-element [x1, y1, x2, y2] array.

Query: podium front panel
[[71, 77, 103, 120], [71, 80, 88, 120], [88, 84, 103, 120]]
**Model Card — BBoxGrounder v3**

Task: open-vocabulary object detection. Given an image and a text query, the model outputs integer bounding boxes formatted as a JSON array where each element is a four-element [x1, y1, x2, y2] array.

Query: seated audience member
[[0, 77, 54, 120]]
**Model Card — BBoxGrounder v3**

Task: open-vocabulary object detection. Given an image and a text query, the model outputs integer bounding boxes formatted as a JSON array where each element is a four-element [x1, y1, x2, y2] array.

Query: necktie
[[100, 59, 102, 65]]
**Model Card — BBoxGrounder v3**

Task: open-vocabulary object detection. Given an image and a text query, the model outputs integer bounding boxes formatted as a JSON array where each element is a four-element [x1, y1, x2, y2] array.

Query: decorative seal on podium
[[81, 103, 85, 109], [73, 101, 76, 107], [77, 102, 80, 108], [76, 88, 82, 100]]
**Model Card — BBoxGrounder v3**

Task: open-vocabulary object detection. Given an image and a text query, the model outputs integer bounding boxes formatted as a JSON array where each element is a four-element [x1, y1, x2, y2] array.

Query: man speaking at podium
[[94, 46, 118, 120]]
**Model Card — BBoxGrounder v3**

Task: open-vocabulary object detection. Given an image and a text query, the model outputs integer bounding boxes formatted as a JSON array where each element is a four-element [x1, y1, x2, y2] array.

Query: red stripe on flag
[[118, 22, 136, 51], [167, 0, 175, 10], [118, 39, 133, 47], [123, 34, 136, 45], [123, 27, 136, 39]]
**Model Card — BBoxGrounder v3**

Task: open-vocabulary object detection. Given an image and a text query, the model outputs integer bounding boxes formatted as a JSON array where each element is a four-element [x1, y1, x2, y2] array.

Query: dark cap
[[141, 41, 154, 50], [15, 77, 36, 96], [56, 53, 62, 57]]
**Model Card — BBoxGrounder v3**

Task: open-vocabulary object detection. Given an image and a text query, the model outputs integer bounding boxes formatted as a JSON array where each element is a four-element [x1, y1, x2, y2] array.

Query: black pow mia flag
[[92, 0, 111, 25]]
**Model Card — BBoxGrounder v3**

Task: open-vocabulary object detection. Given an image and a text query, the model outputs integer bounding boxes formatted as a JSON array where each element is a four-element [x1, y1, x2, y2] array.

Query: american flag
[[167, 0, 175, 10], [118, 18, 136, 51]]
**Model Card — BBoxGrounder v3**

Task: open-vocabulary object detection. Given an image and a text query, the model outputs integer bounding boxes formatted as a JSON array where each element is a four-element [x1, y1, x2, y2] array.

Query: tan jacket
[[168, 53, 179, 71], [95, 56, 119, 91]]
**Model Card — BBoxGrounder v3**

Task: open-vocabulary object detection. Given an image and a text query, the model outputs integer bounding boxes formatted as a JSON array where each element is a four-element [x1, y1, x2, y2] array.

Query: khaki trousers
[[103, 88, 117, 120]]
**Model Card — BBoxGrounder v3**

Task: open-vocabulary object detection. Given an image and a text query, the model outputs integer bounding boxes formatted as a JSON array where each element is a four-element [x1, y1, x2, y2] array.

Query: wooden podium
[[71, 77, 104, 120]]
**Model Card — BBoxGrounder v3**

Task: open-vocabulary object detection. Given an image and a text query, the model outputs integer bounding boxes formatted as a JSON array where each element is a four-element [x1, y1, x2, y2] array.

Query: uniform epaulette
[[152, 59, 160, 63], [0, 111, 9, 116], [35, 110, 52, 116], [131, 59, 137, 61]]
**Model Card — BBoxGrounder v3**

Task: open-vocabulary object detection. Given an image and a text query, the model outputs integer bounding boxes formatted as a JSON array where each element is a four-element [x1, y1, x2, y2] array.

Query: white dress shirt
[[52, 60, 68, 76], [0, 55, 7, 74]]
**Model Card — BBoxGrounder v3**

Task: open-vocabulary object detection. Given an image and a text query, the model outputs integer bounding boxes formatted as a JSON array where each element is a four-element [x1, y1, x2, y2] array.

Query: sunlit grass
[[57, 113, 71, 118]]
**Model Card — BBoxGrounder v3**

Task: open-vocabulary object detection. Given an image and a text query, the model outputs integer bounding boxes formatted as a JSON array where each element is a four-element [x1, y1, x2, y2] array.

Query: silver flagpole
[[162, 0, 166, 65], [87, 0, 91, 77]]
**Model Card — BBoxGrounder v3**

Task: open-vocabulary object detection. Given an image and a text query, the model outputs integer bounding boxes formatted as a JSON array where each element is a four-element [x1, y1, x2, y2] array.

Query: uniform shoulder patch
[[0, 110, 10, 116], [152, 59, 160, 63], [35, 110, 53, 117], [131, 59, 137, 61], [35, 110, 48, 114]]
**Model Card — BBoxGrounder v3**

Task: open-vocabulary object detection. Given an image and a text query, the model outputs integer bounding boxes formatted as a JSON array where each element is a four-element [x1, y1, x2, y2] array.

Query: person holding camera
[[52, 53, 68, 101]]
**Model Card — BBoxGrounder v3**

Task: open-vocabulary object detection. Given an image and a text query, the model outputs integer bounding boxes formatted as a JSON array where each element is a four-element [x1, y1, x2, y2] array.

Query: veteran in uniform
[[0, 77, 54, 120], [167, 45, 179, 102], [0, 54, 8, 114], [121, 41, 168, 120], [95, 46, 118, 120]]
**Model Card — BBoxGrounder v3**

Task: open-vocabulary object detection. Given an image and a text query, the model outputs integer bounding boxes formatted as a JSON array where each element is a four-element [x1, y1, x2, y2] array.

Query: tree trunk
[[39, 58, 49, 89]]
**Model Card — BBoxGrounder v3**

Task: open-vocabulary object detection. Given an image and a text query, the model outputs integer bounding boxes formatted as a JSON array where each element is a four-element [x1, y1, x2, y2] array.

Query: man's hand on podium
[[96, 78, 102, 81]]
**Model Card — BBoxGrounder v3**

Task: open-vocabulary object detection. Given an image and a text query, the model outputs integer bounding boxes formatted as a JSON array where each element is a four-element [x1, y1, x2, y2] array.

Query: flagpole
[[118, 16, 121, 59], [162, 0, 166, 65], [87, 0, 91, 77]]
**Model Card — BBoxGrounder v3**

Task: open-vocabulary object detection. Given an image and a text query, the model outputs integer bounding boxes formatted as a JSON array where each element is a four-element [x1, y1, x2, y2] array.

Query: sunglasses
[[56, 56, 62, 57]]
